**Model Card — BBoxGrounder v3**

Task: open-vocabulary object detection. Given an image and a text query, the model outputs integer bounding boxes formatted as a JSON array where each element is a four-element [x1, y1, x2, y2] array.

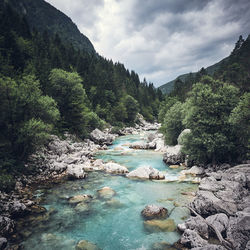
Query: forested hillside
[[0, 1, 162, 190], [159, 35, 250, 165]]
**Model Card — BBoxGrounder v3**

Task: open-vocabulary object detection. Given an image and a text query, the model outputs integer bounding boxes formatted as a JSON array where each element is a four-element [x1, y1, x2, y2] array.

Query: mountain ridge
[[158, 55, 229, 94], [4, 0, 95, 54]]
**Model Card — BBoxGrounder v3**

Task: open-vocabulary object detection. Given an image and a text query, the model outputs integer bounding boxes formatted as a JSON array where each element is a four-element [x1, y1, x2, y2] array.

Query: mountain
[[4, 0, 95, 54], [158, 57, 229, 94], [159, 34, 250, 99]]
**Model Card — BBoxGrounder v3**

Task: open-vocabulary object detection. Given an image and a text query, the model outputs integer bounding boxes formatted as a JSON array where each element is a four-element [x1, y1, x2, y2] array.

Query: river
[[20, 131, 197, 250]]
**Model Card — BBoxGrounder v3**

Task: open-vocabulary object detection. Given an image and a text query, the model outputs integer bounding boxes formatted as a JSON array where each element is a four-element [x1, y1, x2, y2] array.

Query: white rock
[[103, 162, 129, 174], [126, 166, 164, 180]]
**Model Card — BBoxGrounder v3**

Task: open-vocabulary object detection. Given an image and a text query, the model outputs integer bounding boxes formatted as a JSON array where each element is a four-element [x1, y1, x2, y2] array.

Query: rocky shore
[[177, 163, 250, 250], [0, 118, 160, 249]]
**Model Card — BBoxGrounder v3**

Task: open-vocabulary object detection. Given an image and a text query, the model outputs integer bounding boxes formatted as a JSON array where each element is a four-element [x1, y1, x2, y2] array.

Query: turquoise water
[[20, 132, 197, 250]]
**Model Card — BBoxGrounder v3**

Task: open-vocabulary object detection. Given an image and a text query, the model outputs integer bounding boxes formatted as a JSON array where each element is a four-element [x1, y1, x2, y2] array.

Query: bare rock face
[[126, 166, 164, 180], [226, 211, 250, 250], [141, 205, 168, 220]]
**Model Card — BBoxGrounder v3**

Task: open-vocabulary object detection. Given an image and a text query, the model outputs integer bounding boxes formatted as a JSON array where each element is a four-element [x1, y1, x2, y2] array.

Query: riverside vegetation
[[0, 0, 250, 249]]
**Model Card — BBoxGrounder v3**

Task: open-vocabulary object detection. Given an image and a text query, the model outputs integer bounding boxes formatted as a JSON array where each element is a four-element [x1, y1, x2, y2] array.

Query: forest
[[159, 35, 250, 165], [0, 3, 162, 191]]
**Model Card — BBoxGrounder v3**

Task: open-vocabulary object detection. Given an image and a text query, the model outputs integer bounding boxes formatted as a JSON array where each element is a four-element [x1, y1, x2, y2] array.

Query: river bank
[[1, 119, 249, 250], [0, 119, 162, 249]]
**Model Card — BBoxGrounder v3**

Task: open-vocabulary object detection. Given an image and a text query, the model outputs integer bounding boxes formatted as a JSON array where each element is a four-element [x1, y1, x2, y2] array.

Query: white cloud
[[46, 0, 250, 87]]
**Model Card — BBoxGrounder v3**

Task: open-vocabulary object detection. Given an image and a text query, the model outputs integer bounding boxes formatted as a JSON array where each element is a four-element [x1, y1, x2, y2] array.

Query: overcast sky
[[46, 0, 250, 87]]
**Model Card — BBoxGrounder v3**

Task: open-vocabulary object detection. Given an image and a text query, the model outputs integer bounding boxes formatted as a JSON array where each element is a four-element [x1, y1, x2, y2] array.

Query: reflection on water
[[20, 132, 197, 250]]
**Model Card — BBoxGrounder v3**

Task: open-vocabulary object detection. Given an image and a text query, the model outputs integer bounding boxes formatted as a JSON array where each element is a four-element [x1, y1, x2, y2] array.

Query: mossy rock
[[144, 219, 176, 232]]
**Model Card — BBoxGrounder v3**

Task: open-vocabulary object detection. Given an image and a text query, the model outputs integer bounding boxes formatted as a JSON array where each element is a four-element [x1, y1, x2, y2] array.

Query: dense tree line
[[159, 36, 250, 165], [0, 3, 162, 191]]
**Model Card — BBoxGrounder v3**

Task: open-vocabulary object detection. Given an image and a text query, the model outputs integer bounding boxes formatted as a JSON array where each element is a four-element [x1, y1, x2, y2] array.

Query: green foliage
[[0, 172, 15, 192], [158, 96, 179, 123], [0, 75, 59, 161], [123, 95, 139, 124], [182, 76, 240, 164], [229, 93, 250, 159], [162, 102, 185, 145], [48, 69, 90, 136]]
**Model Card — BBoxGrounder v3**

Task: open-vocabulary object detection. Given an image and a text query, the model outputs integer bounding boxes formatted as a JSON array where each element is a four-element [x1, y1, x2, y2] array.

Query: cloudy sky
[[46, 0, 250, 87]]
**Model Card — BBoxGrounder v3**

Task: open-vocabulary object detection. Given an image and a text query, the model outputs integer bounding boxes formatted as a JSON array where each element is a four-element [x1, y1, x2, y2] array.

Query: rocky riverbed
[[0, 118, 161, 249], [1, 119, 249, 250]]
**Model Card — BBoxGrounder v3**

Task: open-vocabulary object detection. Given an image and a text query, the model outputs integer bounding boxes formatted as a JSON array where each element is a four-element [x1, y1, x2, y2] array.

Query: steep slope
[[5, 0, 95, 54], [158, 57, 228, 94]]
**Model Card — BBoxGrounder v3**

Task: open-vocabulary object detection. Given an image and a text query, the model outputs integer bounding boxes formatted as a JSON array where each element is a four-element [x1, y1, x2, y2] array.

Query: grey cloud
[[46, 0, 250, 87]]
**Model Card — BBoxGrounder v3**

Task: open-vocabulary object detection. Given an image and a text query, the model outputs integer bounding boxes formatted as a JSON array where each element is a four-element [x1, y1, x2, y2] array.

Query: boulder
[[178, 216, 208, 239], [181, 229, 208, 248], [190, 190, 237, 216], [0, 238, 7, 250], [199, 177, 224, 192], [129, 141, 148, 149], [181, 166, 204, 176], [48, 135, 69, 155], [97, 187, 116, 200], [90, 129, 115, 145], [76, 240, 100, 250], [66, 164, 87, 180], [163, 145, 184, 165], [144, 218, 176, 232], [206, 213, 229, 234], [103, 162, 129, 174], [141, 205, 168, 220], [126, 166, 164, 180], [50, 162, 67, 173], [177, 129, 191, 145]]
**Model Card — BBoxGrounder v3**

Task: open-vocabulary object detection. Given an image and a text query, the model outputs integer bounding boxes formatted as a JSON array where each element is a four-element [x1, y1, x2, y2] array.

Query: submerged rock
[[105, 199, 123, 208], [144, 218, 176, 232], [126, 166, 165, 180], [74, 202, 90, 213], [76, 240, 100, 250], [68, 194, 92, 204], [141, 204, 168, 220], [97, 187, 116, 200]]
